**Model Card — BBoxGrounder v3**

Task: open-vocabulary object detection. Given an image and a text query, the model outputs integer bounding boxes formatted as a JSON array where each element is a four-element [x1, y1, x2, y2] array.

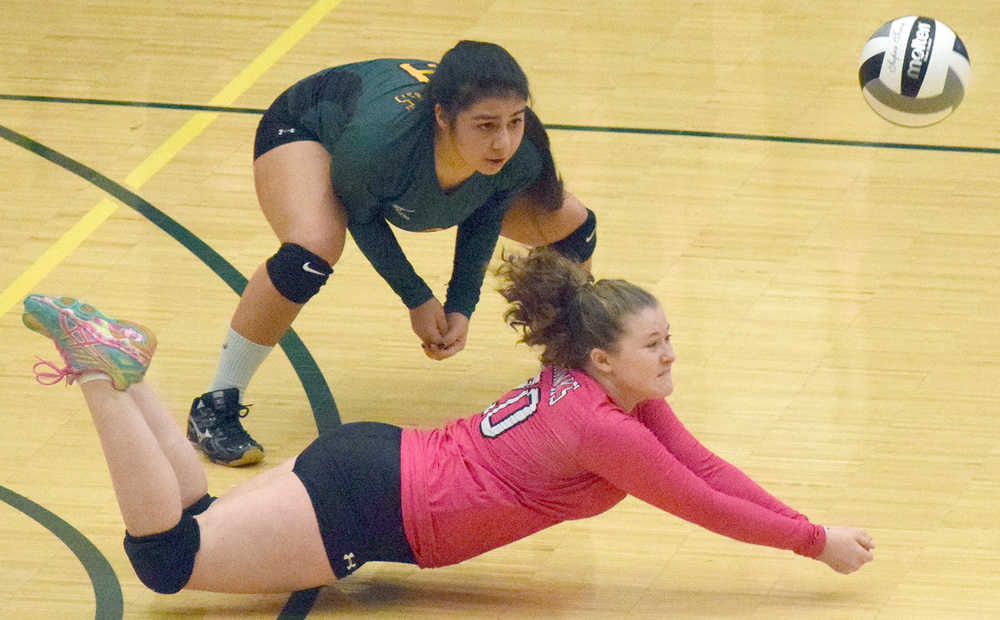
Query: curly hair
[[496, 248, 658, 368]]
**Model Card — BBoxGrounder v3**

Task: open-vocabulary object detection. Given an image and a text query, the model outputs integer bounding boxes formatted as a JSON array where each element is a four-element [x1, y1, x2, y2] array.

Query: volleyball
[[858, 16, 970, 127]]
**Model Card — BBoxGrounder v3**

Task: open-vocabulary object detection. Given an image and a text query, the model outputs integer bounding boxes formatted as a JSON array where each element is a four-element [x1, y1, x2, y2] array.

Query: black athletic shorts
[[292, 422, 417, 578], [253, 69, 362, 160], [253, 103, 319, 160]]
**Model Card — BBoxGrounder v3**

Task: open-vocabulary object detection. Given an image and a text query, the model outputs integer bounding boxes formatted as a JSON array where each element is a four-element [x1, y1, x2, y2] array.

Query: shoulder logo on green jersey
[[392, 203, 415, 220]]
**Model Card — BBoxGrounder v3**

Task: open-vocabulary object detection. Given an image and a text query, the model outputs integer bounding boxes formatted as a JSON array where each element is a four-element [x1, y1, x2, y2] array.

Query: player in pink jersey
[[22, 250, 873, 596]]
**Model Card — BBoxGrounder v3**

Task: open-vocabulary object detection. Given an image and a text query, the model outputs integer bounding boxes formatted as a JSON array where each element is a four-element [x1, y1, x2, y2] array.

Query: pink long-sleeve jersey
[[399, 365, 825, 568]]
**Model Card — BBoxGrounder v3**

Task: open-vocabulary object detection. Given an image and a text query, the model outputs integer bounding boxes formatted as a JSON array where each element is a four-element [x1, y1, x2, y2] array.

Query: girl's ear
[[434, 103, 450, 131], [588, 347, 613, 374]]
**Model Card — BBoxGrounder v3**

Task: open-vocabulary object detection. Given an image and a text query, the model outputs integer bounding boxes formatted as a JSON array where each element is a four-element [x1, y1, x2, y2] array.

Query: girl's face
[[436, 95, 527, 177], [591, 304, 676, 411]]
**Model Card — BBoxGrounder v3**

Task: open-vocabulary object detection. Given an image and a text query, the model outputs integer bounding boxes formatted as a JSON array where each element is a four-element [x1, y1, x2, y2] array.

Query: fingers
[[421, 337, 465, 360], [425, 308, 449, 352], [437, 338, 466, 358], [421, 340, 443, 357], [424, 313, 468, 359], [847, 526, 875, 551], [847, 540, 874, 573], [439, 327, 463, 350], [831, 550, 872, 575], [844, 548, 874, 574], [417, 332, 445, 358], [410, 299, 447, 349], [421, 329, 460, 359], [412, 306, 468, 360], [428, 324, 448, 349], [421, 341, 444, 360], [856, 531, 876, 551]]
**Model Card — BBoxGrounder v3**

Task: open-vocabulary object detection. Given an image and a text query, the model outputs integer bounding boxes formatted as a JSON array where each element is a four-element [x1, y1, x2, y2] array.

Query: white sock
[[77, 371, 111, 385], [207, 328, 274, 399]]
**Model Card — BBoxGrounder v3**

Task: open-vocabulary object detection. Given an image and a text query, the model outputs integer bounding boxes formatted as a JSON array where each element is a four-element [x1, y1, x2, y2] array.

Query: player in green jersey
[[188, 41, 599, 466]]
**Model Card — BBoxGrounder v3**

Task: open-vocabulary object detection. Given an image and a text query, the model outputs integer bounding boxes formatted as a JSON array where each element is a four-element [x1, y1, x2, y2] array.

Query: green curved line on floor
[[0, 484, 123, 620]]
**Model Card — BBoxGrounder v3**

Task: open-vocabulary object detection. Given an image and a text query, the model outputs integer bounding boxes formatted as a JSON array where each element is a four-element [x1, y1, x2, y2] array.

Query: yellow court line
[[0, 0, 343, 317]]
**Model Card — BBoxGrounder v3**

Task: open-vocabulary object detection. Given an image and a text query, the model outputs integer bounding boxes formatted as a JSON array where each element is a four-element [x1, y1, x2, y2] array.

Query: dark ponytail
[[520, 107, 563, 212]]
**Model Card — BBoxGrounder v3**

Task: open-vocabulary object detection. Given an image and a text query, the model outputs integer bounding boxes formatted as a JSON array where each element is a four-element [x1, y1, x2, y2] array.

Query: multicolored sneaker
[[22, 294, 156, 391], [187, 388, 264, 466]]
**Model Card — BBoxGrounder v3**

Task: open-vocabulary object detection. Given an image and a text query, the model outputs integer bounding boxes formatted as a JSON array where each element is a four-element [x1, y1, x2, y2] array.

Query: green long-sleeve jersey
[[277, 58, 543, 317]]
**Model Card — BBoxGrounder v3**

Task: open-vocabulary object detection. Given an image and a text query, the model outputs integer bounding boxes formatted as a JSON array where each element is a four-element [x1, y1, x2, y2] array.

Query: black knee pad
[[123, 513, 201, 594], [183, 493, 216, 517], [549, 208, 596, 262], [266, 242, 333, 303]]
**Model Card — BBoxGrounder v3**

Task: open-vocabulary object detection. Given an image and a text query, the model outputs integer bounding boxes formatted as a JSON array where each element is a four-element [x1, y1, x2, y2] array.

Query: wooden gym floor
[[1, 1, 999, 618]]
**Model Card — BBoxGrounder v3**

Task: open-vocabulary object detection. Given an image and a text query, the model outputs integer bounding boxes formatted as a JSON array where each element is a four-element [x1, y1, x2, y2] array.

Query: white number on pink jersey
[[480, 387, 540, 438]]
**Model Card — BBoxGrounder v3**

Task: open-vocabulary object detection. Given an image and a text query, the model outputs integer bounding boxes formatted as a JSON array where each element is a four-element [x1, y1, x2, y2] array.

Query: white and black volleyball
[[858, 16, 970, 127]]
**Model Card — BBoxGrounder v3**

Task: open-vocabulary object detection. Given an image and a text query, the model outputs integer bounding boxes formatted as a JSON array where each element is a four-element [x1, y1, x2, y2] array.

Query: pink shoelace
[[32, 357, 78, 386]]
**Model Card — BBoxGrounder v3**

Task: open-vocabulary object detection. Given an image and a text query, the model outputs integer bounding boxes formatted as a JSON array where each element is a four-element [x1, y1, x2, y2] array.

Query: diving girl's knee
[[123, 514, 201, 594]]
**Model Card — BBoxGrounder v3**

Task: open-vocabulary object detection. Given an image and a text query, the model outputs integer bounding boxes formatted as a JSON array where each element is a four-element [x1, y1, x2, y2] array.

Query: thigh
[[500, 191, 588, 247], [253, 140, 349, 265], [211, 456, 297, 504], [186, 471, 335, 593]]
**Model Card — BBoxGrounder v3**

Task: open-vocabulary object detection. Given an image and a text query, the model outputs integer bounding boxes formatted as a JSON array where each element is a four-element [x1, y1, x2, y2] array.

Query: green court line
[[2, 93, 997, 154], [544, 123, 1000, 154], [0, 93, 267, 114], [0, 93, 264, 114], [0, 484, 123, 620]]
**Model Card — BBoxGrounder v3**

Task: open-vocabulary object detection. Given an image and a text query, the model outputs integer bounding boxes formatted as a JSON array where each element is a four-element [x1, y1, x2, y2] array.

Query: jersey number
[[399, 62, 437, 83], [480, 387, 540, 438]]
